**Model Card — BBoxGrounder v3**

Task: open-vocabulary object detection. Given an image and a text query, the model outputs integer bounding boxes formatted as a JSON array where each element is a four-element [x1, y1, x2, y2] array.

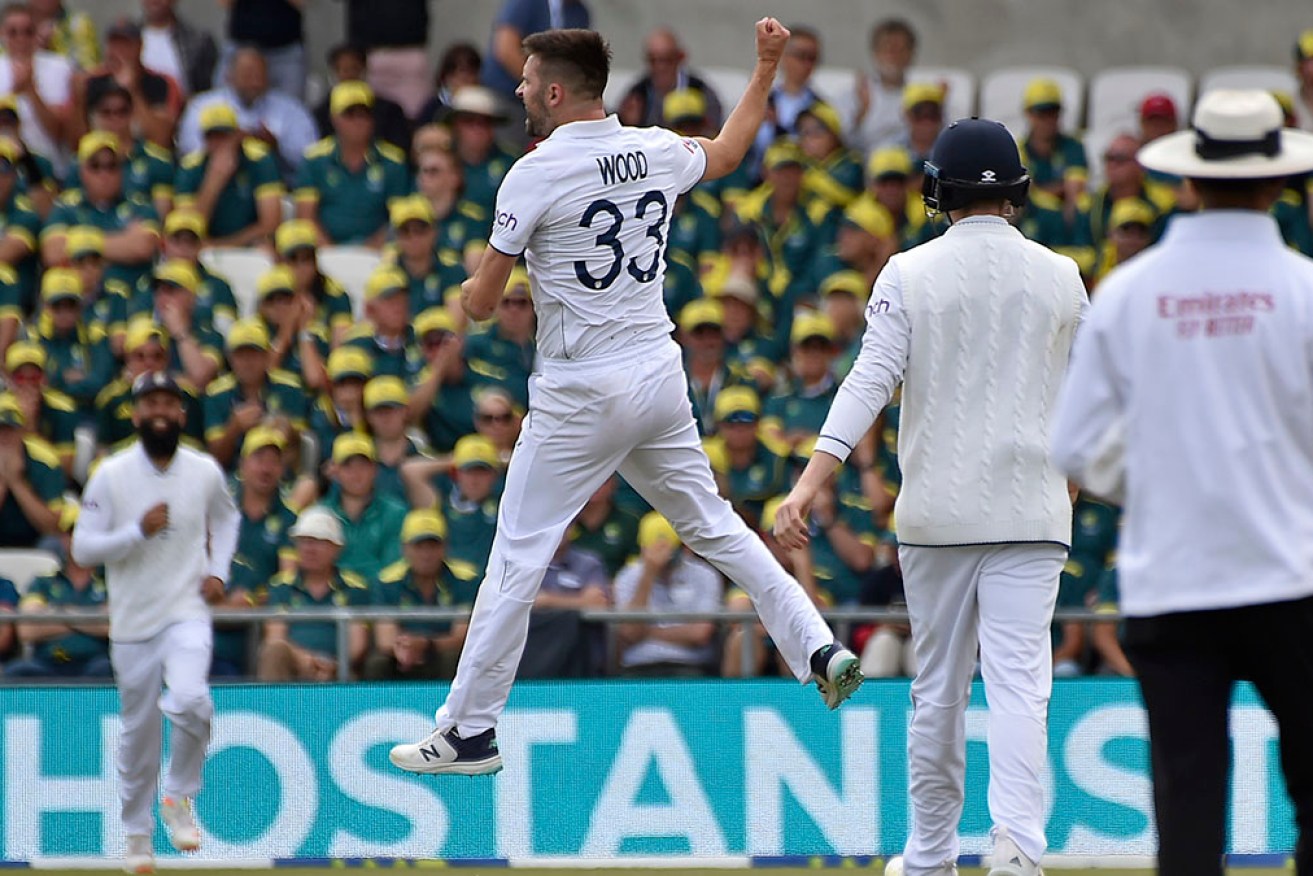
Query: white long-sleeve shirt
[[1051, 211, 1313, 617], [816, 216, 1087, 546], [72, 442, 240, 642]]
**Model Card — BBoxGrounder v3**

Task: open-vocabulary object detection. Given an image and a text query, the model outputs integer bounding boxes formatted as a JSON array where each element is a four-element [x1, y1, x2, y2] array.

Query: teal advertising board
[[0, 680, 1293, 862]]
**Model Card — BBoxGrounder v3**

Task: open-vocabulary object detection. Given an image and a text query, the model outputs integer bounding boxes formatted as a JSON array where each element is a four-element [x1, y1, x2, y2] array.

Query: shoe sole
[[818, 657, 865, 709], [168, 837, 199, 852], [389, 751, 504, 776]]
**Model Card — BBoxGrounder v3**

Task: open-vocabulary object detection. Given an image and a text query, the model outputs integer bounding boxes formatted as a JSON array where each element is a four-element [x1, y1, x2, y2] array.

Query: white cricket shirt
[[1052, 211, 1313, 617], [815, 216, 1087, 547], [488, 114, 706, 361], [72, 442, 240, 641]]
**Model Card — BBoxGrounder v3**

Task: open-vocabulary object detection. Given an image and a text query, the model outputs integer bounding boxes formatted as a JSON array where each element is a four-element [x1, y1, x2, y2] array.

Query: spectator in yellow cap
[[734, 141, 822, 315], [32, 265, 113, 413], [63, 226, 118, 345], [73, 80, 174, 219], [92, 317, 204, 454], [813, 196, 897, 293], [1094, 197, 1158, 284], [464, 265, 535, 408], [0, 135, 40, 315], [147, 208, 239, 335], [0, 388, 64, 548], [361, 374, 424, 502], [446, 84, 515, 219], [1294, 29, 1313, 131], [387, 194, 464, 317], [203, 316, 308, 470], [704, 384, 787, 528], [308, 345, 373, 469], [43, 132, 159, 290], [819, 270, 870, 375], [1018, 77, 1089, 207], [132, 259, 223, 388], [761, 312, 841, 452], [866, 146, 937, 251], [340, 264, 418, 380], [658, 87, 753, 212], [312, 42, 413, 158], [618, 27, 724, 130], [295, 80, 410, 248], [174, 101, 284, 247], [367, 507, 477, 681], [796, 101, 864, 222], [321, 430, 408, 581], [712, 272, 783, 385], [406, 304, 477, 455], [678, 296, 742, 435], [253, 263, 330, 391], [614, 510, 722, 677], [273, 219, 354, 344], [897, 82, 945, 175], [5, 338, 77, 473]]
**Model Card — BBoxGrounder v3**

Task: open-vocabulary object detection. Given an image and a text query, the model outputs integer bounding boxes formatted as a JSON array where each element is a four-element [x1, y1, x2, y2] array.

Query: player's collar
[[548, 114, 622, 140]]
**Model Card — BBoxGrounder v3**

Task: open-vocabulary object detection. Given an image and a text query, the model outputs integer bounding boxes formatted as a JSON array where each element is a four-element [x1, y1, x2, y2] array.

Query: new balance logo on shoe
[[419, 745, 441, 762]]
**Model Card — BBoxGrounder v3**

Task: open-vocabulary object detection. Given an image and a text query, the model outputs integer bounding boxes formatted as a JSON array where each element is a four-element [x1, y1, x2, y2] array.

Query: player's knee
[[167, 689, 214, 728]]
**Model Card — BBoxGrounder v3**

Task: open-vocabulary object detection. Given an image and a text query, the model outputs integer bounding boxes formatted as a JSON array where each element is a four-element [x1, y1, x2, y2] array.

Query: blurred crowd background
[[0, 0, 1309, 684]]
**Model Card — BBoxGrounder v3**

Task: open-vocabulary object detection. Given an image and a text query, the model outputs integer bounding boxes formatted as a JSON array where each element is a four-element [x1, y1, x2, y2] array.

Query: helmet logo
[[981, 170, 997, 182]]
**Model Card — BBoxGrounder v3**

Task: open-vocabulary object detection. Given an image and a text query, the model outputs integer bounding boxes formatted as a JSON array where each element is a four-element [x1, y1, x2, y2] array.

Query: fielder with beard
[[72, 371, 240, 874]]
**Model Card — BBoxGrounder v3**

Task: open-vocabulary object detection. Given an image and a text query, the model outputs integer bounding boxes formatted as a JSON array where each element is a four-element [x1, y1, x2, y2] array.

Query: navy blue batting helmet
[[922, 118, 1030, 214]]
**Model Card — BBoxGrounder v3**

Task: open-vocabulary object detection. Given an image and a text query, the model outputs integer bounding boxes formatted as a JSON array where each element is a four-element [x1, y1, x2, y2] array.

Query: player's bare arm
[[696, 17, 790, 181], [460, 245, 518, 321]]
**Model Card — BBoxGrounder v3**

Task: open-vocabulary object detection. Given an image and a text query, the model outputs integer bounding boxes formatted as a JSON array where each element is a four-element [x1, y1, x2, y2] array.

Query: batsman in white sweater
[[775, 119, 1087, 876], [72, 372, 240, 875]]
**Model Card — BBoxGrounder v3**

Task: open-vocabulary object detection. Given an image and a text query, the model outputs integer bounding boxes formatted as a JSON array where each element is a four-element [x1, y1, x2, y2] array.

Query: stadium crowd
[[0, 0, 1309, 682]]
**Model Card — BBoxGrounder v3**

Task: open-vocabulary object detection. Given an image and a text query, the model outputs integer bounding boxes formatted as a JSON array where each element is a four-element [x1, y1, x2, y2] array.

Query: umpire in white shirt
[[777, 118, 1087, 876], [1052, 90, 1313, 876], [72, 371, 240, 873]]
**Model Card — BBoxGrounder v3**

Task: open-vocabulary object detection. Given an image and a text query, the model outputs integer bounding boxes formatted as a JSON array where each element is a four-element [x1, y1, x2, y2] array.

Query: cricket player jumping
[[391, 19, 863, 777], [775, 119, 1088, 876]]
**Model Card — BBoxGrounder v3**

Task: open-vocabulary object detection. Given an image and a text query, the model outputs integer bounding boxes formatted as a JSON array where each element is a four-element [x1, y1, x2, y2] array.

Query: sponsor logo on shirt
[[1157, 291, 1274, 339]]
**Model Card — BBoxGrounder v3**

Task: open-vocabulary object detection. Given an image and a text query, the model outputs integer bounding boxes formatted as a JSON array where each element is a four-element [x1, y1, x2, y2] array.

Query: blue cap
[[131, 370, 184, 402]]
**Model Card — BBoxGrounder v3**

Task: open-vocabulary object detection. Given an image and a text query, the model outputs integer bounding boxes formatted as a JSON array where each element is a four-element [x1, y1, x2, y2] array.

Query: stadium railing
[[5, 606, 1120, 681]]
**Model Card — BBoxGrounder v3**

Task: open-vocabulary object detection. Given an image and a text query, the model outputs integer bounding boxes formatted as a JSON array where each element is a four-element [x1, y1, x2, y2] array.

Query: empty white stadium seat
[[0, 548, 60, 595], [1088, 66, 1192, 134], [317, 246, 382, 318], [701, 66, 751, 108], [199, 247, 274, 318], [980, 66, 1085, 137], [1198, 65, 1297, 98], [907, 66, 976, 123]]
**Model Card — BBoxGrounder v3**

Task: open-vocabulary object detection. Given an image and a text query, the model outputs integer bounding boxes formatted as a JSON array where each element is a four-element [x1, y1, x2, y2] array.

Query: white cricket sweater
[[816, 216, 1088, 546], [72, 442, 240, 642]]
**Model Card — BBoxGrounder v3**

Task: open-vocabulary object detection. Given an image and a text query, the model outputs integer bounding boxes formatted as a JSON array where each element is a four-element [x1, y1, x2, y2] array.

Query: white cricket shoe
[[160, 796, 200, 852], [123, 834, 153, 874], [884, 855, 957, 875], [389, 726, 503, 775], [987, 827, 1043, 875]]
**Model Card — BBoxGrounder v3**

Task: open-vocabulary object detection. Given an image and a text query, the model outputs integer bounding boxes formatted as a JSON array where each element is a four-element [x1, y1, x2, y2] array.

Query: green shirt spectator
[[0, 427, 65, 549], [0, 177, 42, 309], [66, 138, 174, 213], [464, 269, 536, 409], [295, 84, 410, 245], [31, 268, 115, 412], [265, 567, 371, 656], [375, 559, 477, 638], [12, 571, 111, 675], [321, 432, 408, 581], [175, 115, 284, 244]]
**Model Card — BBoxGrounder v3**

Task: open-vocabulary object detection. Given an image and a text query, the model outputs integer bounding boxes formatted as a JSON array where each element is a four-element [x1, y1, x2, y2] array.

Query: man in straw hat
[[1052, 90, 1313, 876]]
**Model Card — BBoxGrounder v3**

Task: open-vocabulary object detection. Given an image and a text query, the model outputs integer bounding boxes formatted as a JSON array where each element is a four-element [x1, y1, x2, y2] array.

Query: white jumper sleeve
[[814, 263, 911, 462], [70, 465, 144, 566], [1050, 295, 1126, 485]]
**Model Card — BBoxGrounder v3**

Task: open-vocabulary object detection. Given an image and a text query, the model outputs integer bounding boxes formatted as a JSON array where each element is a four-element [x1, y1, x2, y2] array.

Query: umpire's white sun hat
[[290, 505, 345, 546], [1138, 89, 1313, 179]]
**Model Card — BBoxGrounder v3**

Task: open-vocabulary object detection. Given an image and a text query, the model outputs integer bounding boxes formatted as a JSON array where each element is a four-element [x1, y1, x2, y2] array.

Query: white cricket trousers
[[898, 543, 1064, 876], [437, 337, 835, 736], [109, 619, 213, 837]]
